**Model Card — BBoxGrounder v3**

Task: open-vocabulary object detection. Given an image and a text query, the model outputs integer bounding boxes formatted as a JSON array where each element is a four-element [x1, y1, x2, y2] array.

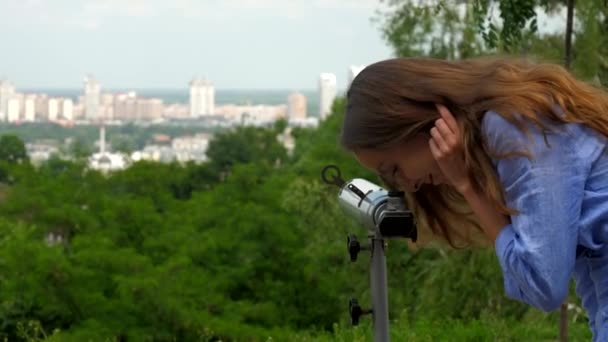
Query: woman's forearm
[[459, 183, 510, 242]]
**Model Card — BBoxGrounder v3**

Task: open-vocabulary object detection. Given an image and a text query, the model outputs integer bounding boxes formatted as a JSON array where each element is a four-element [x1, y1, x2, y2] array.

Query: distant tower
[[347, 65, 366, 90], [84, 74, 101, 121], [189, 77, 215, 117], [318, 73, 337, 120], [99, 125, 106, 154], [287, 92, 307, 119]]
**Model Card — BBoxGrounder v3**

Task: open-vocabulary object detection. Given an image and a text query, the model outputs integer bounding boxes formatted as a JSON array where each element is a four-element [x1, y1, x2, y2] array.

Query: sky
[[0, 0, 395, 90]]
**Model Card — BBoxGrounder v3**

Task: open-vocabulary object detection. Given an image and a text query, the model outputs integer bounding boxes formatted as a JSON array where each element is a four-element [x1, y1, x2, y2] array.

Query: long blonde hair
[[340, 56, 608, 248]]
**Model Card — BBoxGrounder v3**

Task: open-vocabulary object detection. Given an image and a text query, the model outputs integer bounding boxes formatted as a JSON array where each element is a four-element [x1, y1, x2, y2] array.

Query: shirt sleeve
[[481, 110, 586, 312]]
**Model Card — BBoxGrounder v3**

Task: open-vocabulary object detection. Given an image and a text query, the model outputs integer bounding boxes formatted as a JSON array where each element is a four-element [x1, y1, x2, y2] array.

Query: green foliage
[[111, 134, 137, 155], [571, 0, 608, 85], [377, 0, 608, 83], [68, 138, 93, 159], [376, 1, 486, 59], [291, 314, 592, 341], [206, 125, 288, 175], [0, 97, 594, 341], [0, 134, 28, 164], [472, 0, 543, 50], [0, 122, 216, 157]]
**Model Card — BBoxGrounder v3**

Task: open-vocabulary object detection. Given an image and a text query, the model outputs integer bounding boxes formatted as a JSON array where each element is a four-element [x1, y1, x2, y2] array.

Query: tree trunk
[[564, 0, 575, 70], [560, 302, 568, 342], [560, 1, 575, 339]]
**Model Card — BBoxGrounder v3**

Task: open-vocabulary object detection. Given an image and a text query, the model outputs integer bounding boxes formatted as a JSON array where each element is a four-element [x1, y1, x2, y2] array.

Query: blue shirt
[[481, 110, 608, 341]]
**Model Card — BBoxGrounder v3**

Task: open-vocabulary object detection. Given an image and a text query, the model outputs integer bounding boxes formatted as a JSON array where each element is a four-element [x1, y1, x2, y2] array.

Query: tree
[[472, 0, 608, 81], [572, 0, 608, 85], [0, 134, 28, 164], [273, 118, 289, 134], [111, 135, 137, 156], [205, 126, 288, 177], [469, 0, 582, 64], [376, 1, 486, 58], [472, 0, 552, 51], [68, 138, 93, 160], [378, 0, 606, 77]]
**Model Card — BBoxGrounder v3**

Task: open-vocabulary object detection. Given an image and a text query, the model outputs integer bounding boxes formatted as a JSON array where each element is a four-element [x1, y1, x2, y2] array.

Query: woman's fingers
[[434, 119, 457, 148], [430, 127, 448, 154], [435, 104, 459, 134], [429, 137, 441, 158]]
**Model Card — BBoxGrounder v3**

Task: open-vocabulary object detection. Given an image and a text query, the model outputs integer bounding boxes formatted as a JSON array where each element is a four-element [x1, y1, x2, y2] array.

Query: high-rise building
[[73, 104, 84, 120], [63, 99, 74, 121], [101, 93, 114, 107], [7, 98, 20, 122], [136, 98, 163, 120], [35, 95, 49, 120], [318, 73, 337, 120], [48, 98, 59, 121], [113, 94, 128, 120], [0, 80, 16, 121], [125, 96, 137, 121], [24, 96, 35, 122], [347, 65, 366, 89], [112, 92, 140, 121], [189, 77, 215, 117], [287, 92, 307, 119], [84, 74, 101, 121]]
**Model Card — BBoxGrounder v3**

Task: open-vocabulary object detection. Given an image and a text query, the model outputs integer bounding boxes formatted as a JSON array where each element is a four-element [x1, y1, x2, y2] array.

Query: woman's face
[[354, 133, 446, 192]]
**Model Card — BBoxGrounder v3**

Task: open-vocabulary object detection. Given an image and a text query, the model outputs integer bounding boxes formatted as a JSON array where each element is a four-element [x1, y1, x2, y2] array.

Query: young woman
[[340, 56, 608, 340]]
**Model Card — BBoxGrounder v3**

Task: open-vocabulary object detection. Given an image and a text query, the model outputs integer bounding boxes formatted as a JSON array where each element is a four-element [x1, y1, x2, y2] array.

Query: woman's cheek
[[395, 173, 415, 192]]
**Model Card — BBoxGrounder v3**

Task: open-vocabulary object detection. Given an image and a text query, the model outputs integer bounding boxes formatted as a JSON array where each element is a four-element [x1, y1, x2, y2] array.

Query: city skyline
[[0, 0, 392, 90], [0, 69, 346, 124]]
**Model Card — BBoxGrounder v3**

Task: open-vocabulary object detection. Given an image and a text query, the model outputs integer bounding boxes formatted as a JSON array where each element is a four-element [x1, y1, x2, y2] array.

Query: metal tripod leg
[[370, 236, 390, 342]]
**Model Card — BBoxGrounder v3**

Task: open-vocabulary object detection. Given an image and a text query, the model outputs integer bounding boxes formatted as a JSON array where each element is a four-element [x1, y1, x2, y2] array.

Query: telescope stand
[[320, 165, 415, 342], [348, 232, 390, 342]]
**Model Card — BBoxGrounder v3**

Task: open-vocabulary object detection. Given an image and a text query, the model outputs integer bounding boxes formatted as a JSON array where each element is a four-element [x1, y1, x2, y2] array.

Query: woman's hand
[[428, 104, 471, 194]]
